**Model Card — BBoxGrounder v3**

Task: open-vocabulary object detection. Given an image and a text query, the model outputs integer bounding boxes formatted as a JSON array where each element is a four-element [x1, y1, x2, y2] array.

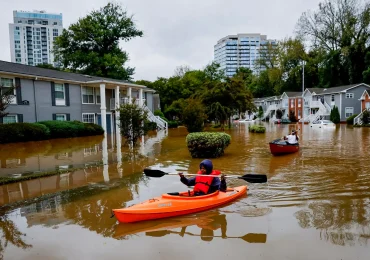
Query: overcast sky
[[1, 0, 323, 81]]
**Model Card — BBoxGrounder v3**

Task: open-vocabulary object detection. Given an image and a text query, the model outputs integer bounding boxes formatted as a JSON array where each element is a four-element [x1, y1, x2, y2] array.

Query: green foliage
[[53, 2, 143, 80], [168, 121, 179, 128], [248, 125, 266, 133], [276, 109, 283, 119], [182, 98, 207, 133], [257, 106, 264, 119], [0, 121, 103, 144], [145, 121, 157, 131], [38, 120, 104, 138], [289, 110, 297, 122], [186, 132, 231, 158], [330, 105, 340, 123], [118, 102, 149, 145], [362, 110, 370, 124], [0, 123, 50, 144], [346, 114, 358, 125]]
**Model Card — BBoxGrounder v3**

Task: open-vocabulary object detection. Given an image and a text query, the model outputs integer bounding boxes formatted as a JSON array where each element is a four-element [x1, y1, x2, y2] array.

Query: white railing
[[354, 108, 370, 125], [143, 105, 168, 130], [110, 98, 146, 111], [324, 101, 332, 112]]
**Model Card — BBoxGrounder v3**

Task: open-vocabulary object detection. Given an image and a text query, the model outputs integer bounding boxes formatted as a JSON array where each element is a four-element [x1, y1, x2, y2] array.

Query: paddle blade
[[239, 174, 267, 183], [143, 168, 167, 178], [241, 233, 267, 243]]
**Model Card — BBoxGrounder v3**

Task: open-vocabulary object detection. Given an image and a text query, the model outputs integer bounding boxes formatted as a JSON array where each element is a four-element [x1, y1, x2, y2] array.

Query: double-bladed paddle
[[143, 168, 267, 183], [146, 230, 267, 243]]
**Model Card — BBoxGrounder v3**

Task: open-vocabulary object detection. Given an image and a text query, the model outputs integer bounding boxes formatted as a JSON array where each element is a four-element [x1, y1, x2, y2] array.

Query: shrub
[[346, 114, 358, 125], [182, 98, 207, 133], [145, 121, 157, 131], [330, 105, 340, 123], [38, 120, 103, 139], [168, 121, 179, 128], [248, 125, 266, 133], [362, 110, 370, 125], [186, 132, 231, 158], [0, 123, 50, 144]]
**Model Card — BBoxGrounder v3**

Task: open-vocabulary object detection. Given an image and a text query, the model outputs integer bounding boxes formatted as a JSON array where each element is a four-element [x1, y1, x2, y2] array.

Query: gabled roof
[[360, 89, 370, 99], [307, 83, 370, 95], [0, 60, 148, 89], [284, 92, 303, 98]]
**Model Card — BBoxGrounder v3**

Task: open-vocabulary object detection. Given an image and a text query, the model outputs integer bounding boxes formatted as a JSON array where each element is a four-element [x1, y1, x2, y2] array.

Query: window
[[298, 99, 301, 107], [346, 93, 354, 98], [82, 86, 95, 104], [82, 113, 95, 123], [55, 114, 66, 121], [290, 99, 294, 108], [331, 95, 335, 102], [345, 107, 354, 118], [366, 102, 370, 109], [0, 77, 16, 104], [55, 83, 65, 106], [3, 115, 17, 124]]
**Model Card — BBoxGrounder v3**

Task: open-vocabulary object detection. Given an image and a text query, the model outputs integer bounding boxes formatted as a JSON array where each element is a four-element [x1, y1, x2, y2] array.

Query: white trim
[[81, 86, 96, 104], [55, 83, 66, 106], [82, 113, 95, 123]]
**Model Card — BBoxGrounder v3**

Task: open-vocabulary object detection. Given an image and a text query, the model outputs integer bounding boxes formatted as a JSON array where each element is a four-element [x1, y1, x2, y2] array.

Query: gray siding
[[6, 78, 37, 122], [35, 81, 82, 121], [81, 88, 113, 114], [339, 85, 369, 121], [146, 92, 154, 111]]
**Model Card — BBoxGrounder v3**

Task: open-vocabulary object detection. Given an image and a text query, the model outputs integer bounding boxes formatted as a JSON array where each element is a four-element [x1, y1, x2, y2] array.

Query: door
[[97, 114, 112, 134]]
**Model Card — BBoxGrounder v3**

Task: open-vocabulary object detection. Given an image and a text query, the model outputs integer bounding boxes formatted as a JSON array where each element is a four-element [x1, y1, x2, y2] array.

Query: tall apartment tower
[[214, 33, 277, 77], [9, 10, 63, 67]]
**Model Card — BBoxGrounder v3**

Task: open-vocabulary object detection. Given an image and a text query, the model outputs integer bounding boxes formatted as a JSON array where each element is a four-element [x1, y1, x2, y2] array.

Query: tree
[[118, 101, 150, 146], [54, 2, 143, 80], [257, 106, 264, 120], [330, 105, 340, 123], [182, 98, 207, 133], [289, 110, 297, 122], [0, 84, 16, 120], [276, 109, 283, 119]]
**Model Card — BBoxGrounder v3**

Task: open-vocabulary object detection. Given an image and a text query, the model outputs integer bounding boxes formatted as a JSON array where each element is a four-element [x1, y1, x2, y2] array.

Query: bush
[[248, 125, 266, 133], [186, 132, 231, 158], [168, 121, 179, 128], [362, 110, 370, 125], [346, 114, 358, 125], [182, 98, 207, 133], [145, 121, 157, 131], [330, 105, 340, 123], [0, 123, 50, 144]]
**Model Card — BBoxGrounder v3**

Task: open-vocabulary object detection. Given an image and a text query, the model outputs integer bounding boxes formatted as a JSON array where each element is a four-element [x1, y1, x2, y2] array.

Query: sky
[[0, 0, 323, 81]]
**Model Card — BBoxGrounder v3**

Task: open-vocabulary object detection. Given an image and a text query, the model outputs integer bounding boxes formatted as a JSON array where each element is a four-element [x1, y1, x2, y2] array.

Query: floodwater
[[0, 122, 370, 260]]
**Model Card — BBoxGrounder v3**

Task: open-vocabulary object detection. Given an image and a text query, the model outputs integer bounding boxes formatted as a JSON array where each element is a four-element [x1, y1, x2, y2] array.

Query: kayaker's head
[[199, 159, 213, 175], [291, 130, 296, 135]]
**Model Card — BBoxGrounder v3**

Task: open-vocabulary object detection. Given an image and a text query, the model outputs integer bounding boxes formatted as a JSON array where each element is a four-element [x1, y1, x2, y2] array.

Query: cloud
[[0, 0, 323, 81]]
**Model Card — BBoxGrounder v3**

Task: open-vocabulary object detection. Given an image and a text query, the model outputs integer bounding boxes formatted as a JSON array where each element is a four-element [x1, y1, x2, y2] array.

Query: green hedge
[[186, 132, 231, 158], [248, 125, 266, 133], [0, 120, 104, 144], [346, 114, 358, 125], [168, 121, 179, 128]]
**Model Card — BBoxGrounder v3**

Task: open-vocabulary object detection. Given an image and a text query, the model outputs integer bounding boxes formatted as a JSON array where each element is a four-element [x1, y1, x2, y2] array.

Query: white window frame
[[298, 99, 301, 107], [1, 77, 16, 104], [345, 107, 354, 118], [55, 114, 66, 121], [345, 93, 354, 99], [82, 113, 95, 123], [3, 114, 18, 124], [365, 102, 370, 109], [81, 86, 95, 104], [55, 83, 66, 106]]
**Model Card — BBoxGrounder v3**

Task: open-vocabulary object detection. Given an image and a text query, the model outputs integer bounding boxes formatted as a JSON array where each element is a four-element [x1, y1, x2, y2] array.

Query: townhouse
[[0, 60, 167, 133], [253, 83, 370, 123]]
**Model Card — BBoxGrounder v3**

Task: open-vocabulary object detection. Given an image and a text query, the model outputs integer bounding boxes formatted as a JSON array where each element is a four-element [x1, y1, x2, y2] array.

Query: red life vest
[[193, 170, 221, 194]]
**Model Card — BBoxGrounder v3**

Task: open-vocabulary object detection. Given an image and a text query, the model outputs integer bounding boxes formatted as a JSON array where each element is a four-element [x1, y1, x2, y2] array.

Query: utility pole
[[302, 60, 305, 134]]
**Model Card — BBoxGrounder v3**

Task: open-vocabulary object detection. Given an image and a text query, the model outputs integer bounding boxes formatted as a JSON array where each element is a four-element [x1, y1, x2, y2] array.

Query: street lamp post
[[301, 60, 305, 133]]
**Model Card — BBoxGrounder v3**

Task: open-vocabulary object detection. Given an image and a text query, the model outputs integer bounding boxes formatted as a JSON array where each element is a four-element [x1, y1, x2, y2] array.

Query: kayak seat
[[167, 192, 180, 196]]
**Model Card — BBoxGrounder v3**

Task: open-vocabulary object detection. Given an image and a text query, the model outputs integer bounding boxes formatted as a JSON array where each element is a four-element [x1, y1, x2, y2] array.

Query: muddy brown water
[[0, 123, 370, 260]]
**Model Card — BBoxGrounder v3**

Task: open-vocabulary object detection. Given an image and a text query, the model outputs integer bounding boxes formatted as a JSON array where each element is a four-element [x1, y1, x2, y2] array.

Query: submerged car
[[309, 120, 336, 128]]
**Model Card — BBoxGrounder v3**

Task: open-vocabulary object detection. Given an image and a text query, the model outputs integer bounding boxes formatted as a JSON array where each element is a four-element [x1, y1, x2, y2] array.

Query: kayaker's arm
[[180, 175, 196, 186]]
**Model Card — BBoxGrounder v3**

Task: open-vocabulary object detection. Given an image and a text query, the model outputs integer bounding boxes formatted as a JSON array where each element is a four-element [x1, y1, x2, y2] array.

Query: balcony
[[109, 98, 146, 111]]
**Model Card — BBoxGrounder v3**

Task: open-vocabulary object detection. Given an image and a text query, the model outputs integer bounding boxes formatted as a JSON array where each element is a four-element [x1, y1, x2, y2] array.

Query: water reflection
[[114, 210, 267, 243], [0, 213, 32, 259]]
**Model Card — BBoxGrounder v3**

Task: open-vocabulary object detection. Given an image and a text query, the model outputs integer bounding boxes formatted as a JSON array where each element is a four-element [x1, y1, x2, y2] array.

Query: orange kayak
[[112, 186, 247, 223]]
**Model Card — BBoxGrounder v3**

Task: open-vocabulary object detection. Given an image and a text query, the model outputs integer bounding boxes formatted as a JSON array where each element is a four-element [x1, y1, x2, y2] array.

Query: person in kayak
[[283, 129, 299, 145], [179, 159, 227, 196]]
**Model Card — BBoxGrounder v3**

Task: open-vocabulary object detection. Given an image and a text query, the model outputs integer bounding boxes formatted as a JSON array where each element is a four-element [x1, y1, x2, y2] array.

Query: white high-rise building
[[9, 10, 63, 66], [214, 33, 277, 77]]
